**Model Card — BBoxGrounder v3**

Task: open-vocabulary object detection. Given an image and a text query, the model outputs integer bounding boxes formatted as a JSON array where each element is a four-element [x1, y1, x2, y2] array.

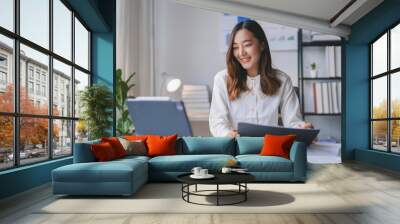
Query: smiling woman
[[209, 20, 313, 137]]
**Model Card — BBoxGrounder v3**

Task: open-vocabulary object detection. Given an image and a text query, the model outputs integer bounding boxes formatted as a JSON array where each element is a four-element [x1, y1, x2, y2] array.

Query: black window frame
[[0, 0, 92, 171], [370, 20, 400, 154]]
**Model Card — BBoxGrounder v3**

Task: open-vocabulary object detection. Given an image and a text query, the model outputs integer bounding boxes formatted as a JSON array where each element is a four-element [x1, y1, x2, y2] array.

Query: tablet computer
[[238, 122, 319, 145], [127, 98, 193, 137]]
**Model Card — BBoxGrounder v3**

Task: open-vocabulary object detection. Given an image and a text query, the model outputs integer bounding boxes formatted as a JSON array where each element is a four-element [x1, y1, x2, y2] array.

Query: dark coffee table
[[177, 172, 255, 206]]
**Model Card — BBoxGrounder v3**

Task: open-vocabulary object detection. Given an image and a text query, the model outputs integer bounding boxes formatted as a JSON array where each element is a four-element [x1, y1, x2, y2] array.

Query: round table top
[[177, 172, 255, 185]]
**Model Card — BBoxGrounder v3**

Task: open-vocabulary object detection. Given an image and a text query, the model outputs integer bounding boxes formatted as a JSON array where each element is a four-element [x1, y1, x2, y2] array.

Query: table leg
[[195, 184, 197, 192], [245, 183, 247, 201], [181, 184, 183, 199], [217, 184, 219, 206], [187, 184, 190, 202]]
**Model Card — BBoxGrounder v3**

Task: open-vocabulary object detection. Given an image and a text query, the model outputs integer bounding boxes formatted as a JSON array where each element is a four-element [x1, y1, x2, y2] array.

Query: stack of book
[[304, 46, 341, 78], [325, 46, 342, 77], [181, 85, 210, 121], [304, 81, 341, 114]]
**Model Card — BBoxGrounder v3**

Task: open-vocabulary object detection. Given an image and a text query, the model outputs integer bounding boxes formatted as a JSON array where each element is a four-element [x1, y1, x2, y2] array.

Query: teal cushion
[[236, 137, 264, 155], [180, 137, 235, 155], [149, 154, 235, 172], [53, 159, 147, 183], [116, 155, 150, 163], [236, 155, 293, 172], [73, 139, 101, 163]]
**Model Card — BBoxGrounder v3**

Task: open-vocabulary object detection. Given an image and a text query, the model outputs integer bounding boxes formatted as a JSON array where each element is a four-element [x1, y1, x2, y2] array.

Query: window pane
[[391, 72, 400, 118], [75, 18, 89, 70], [74, 69, 89, 118], [20, 0, 49, 49], [391, 120, 400, 153], [20, 44, 49, 115], [372, 33, 387, 76], [75, 120, 89, 143], [53, 0, 72, 60], [53, 59, 72, 117], [372, 121, 388, 151], [372, 76, 387, 119], [75, 120, 88, 142], [0, 116, 13, 170], [53, 119, 72, 158], [0, 0, 14, 31], [20, 117, 49, 165], [0, 35, 14, 112], [392, 24, 400, 70]]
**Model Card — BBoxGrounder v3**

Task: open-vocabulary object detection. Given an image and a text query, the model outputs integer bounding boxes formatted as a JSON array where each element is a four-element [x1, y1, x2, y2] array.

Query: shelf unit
[[297, 29, 345, 142], [302, 77, 341, 81]]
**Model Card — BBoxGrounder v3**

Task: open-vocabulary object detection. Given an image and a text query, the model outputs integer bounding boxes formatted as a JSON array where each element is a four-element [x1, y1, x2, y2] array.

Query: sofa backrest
[[73, 137, 264, 162], [178, 137, 235, 155], [235, 137, 264, 155], [73, 139, 100, 163]]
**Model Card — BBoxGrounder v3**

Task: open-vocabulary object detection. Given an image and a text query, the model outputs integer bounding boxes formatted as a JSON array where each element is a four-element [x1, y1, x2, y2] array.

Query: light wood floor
[[1, 162, 400, 224]]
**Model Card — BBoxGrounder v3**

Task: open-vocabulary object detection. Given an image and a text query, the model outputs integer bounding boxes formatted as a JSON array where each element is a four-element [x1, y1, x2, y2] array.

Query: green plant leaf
[[79, 84, 113, 140], [126, 72, 135, 84], [127, 84, 135, 90], [115, 69, 135, 136]]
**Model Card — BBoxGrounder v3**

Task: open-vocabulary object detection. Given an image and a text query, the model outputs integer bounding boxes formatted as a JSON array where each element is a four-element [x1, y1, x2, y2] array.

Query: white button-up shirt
[[209, 69, 305, 137]]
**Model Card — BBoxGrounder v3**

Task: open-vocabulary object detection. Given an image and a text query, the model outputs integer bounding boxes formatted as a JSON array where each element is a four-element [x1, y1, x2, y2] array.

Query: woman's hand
[[229, 130, 239, 138], [296, 122, 314, 129]]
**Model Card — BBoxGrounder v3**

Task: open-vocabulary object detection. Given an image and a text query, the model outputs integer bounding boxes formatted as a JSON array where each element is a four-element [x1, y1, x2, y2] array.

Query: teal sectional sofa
[[52, 137, 306, 196]]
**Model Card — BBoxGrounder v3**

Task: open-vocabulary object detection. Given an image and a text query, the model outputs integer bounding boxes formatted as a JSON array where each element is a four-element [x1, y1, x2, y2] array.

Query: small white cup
[[221, 167, 232, 174], [191, 167, 202, 176], [199, 169, 208, 176]]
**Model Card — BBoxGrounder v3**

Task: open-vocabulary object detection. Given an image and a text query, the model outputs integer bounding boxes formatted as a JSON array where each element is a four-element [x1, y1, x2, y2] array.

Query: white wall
[[154, 0, 298, 96], [154, 0, 223, 95], [271, 51, 298, 86]]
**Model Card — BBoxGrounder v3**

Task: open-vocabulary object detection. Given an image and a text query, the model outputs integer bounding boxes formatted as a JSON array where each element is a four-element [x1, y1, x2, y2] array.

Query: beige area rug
[[37, 183, 362, 214]]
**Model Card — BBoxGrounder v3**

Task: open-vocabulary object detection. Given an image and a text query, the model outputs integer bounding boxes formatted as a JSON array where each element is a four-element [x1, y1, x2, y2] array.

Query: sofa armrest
[[73, 141, 99, 163], [289, 141, 307, 181]]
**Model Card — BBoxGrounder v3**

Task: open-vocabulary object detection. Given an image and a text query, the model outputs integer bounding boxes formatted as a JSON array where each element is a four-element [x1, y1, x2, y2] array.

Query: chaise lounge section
[[52, 140, 149, 196], [52, 137, 306, 196]]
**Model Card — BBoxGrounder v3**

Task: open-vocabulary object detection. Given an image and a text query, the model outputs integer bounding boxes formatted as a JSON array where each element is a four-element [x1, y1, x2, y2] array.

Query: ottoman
[[52, 157, 148, 196]]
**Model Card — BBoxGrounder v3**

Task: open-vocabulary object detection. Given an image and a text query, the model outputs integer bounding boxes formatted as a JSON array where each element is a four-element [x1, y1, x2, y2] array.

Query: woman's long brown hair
[[226, 20, 281, 101]]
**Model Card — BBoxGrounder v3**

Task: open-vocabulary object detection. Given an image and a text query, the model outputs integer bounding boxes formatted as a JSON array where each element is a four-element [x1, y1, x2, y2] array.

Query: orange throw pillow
[[101, 137, 127, 158], [259, 134, 296, 159], [91, 142, 117, 161], [146, 134, 178, 157]]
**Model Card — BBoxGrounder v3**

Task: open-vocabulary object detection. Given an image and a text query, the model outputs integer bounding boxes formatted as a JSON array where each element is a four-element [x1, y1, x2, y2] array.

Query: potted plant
[[79, 84, 113, 140], [115, 69, 135, 135], [310, 62, 318, 77]]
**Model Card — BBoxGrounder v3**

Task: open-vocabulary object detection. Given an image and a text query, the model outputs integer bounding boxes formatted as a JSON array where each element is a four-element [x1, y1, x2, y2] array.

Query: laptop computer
[[127, 97, 193, 137], [238, 122, 319, 145]]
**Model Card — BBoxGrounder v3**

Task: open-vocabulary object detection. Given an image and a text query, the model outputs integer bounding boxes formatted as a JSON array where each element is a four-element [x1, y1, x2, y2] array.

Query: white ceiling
[[228, 0, 353, 24], [175, 0, 384, 38]]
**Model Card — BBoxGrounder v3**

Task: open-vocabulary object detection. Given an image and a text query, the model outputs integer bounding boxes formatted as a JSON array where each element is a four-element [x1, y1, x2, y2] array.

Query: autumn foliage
[[372, 99, 400, 141], [0, 85, 59, 150]]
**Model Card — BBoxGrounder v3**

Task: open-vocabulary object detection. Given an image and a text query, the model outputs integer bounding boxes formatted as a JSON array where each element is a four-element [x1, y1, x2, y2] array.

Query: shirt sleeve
[[209, 73, 233, 137], [279, 75, 305, 128]]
